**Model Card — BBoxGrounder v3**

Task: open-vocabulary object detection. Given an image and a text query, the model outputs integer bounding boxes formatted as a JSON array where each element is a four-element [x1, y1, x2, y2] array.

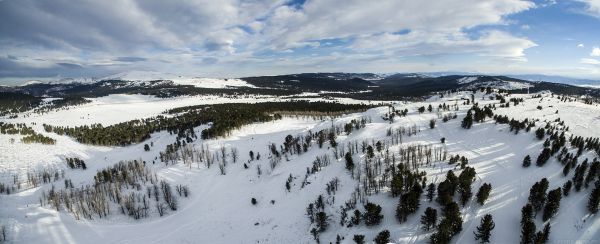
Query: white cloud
[[0, 0, 542, 79], [521, 24, 531, 30], [577, 0, 600, 18], [581, 58, 600, 65], [591, 47, 600, 56], [578, 43, 585, 48]]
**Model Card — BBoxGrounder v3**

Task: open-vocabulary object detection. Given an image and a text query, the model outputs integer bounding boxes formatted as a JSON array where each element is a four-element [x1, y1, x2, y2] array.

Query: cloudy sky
[[1, 0, 600, 83]]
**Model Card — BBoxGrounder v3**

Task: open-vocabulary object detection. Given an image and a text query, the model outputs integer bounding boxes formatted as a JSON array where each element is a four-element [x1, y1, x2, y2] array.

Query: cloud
[[581, 58, 600, 65], [114, 57, 147, 62], [576, 0, 600, 18], [578, 44, 585, 48], [592, 47, 600, 56], [0, 0, 541, 80]]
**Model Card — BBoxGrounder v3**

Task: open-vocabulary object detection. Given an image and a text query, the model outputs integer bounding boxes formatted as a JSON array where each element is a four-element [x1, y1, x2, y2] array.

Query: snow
[[1, 91, 600, 243], [493, 92, 600, 138], [102, 71, 256, 89], [457, 76, 479, 84], [19, 80, 43, 86]]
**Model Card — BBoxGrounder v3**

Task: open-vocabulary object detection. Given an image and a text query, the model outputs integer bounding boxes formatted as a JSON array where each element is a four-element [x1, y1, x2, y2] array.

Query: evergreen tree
[[458, 167, 477, 206], [474, 214, 495, 243], [373, 230, 390, 244], [573, 160, 589, 191], [528, 178, 549, 214], [390, 173, 403, 198], [522, 155, 531, 168], [535, 127, 545, 140], [520, 204, 533, 227], [350, 209, 361, 226], [542, 188, 562, 221], [144, 144, 150, 151], [588, 182, 600, 214], [520, 220, 536, 244], [366, 145, 375, 159], [430, 220, 452, 244], [345, 152, 354, 172], [315, 211, 328, 232], [535, 148, 551, 167], [426, 183, 435, 202], [476, 183, 492, 205], [396, 185, 421, 223], [328, 131, 337, 148], [420, 207, 437, 231], [353, 234, 365, 244], [442, 202, 463, 235], [462, 110, 474, 129], [540, 223, 550, 244], [363, 202, 383, 226], [562, 180, 572, 196], [437, 180, 454, 206]]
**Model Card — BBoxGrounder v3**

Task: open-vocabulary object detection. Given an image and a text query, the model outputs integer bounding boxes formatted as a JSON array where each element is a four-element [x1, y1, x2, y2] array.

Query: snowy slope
[[1, 91, 599, 244], [102, 71, 256, 89]]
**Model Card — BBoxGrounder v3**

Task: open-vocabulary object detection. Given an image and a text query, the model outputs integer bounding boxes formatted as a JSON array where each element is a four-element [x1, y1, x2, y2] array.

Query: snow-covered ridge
[[457, 76, 479, 84], [102, 71, 256, 89]]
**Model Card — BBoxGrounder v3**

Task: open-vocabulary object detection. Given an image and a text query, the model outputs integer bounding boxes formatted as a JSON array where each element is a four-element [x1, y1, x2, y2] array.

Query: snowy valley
[[1, 79, 600, 244]]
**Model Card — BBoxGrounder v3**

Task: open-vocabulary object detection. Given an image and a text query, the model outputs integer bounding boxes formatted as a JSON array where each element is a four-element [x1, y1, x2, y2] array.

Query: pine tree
[[315, 211, 328, 232], [437, 180, 454, 206], [350, 209, 361, 225], [345, 152, 354, 172], [528, 178, 549, 214], [442, 201, 463, 235], [535, 127, 545, 140], [587, 182, 600, 214], [542, 188, 562, 221], [430, 220, 452, 244], [522, 155, 531, 168], [458, 167, 476, 206], [373, 230, 390, 244], [562, 180, 572, 196], [474, 214, 495, 243], [535, 148, 551, 167], [363, 202, 383, 226], [426, 183, 435, 202], [390, 173, 403, 198], [462, 110, 474, 129], [420, 207, 437, 231], [328, 131, 337, 148], [520, 220, 536, 244], [396, 185, 421, 223], [520, 204, 533, 227], [476, 183, 492, 205], [353, 234, 365, 244]]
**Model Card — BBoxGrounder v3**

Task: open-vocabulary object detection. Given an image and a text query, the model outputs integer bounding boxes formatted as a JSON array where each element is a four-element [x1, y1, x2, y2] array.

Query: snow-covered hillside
[[1, 90, 599, 244], [102, 71, 256, 89]]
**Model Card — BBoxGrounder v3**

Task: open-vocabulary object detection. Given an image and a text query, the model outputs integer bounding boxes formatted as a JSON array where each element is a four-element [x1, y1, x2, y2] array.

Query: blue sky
[[1, 0, 600, 84]]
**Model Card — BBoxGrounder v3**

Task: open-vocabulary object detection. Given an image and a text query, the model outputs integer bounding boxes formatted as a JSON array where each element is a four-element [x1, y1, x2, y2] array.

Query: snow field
[[0, 91, 599, 243]]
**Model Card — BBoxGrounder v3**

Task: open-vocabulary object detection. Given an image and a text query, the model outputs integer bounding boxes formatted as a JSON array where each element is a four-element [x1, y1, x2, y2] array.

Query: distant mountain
[[1, 72, 599, 101], [508, 74, 600, 87]]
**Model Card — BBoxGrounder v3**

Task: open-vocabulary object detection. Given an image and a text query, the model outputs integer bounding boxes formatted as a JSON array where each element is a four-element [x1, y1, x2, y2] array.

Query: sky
[[1, 0, 600, 84]]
